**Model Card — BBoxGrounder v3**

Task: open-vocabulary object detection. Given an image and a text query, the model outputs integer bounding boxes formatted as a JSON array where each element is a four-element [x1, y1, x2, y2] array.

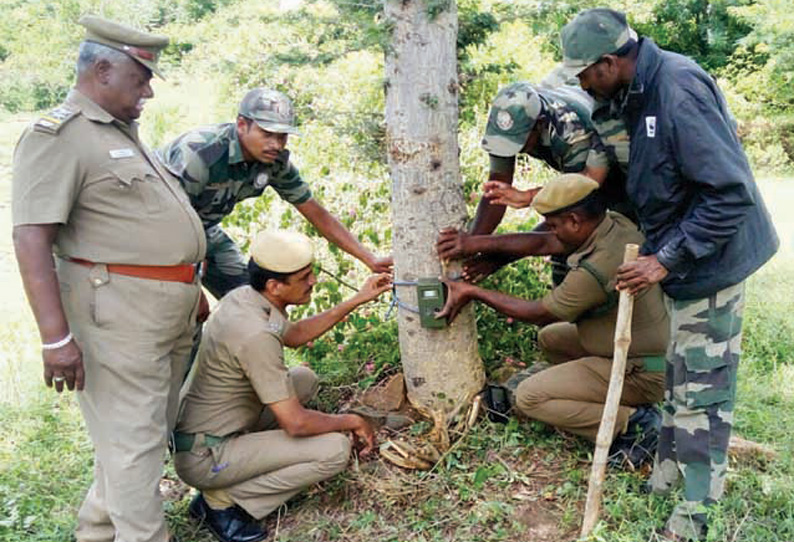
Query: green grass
[[1, 170, 793, 540], [1, 36, 793, 541], [2, 254, 794, 541]]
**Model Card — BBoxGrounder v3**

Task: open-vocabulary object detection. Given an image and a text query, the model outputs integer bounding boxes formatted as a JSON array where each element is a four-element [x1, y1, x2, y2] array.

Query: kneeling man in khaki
[[173, 231, 391, 542], [438, 174, 668, 466]]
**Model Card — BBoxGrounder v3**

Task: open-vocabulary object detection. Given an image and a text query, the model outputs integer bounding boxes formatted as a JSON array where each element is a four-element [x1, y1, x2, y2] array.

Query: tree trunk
[[384, 0, 484, 420]]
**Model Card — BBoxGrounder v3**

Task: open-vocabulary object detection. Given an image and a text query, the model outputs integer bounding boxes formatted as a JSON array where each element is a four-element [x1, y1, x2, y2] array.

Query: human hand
[[461, 254, 505, 283], [351, 414, 377, 457], [616, 255, 668, 295], [435, 279, 474, 323], [367, 255, 394, 274], [43, 338, 84, 393], [197, 290, 211, 324], [355, 273, 393, 304], [483, 181, 540, 209], [437, 228, 475, 261]]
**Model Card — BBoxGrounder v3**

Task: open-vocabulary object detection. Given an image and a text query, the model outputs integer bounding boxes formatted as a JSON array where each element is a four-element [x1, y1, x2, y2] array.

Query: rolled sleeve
[[235, 331, 296, 405], [541, 267, 607, 322], [269, 160, 312, 205]]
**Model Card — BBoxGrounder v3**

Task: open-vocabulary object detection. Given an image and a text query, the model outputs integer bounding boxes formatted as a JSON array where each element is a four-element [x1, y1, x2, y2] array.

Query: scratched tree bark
[[384, 0, 484, 424]]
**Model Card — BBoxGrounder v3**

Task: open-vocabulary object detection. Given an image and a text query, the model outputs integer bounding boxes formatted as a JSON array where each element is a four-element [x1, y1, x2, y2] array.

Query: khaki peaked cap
[[251, 231, 314, 273], [79, 15, 169, 78], [532, 173, 600, 216]]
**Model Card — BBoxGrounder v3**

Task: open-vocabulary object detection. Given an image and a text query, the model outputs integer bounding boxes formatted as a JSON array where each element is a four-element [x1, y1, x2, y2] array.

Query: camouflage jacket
[[158, 123, 312, 229], [591, 93, 632, 176], [531, 85, 610, 172]]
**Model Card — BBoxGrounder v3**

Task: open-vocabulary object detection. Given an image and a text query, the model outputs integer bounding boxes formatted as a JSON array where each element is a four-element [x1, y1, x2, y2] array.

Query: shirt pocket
[[111, 162, 170, 214]]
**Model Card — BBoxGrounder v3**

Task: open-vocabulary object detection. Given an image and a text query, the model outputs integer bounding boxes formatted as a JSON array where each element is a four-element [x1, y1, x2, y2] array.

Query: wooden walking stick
[[580, 243, 639, 538]]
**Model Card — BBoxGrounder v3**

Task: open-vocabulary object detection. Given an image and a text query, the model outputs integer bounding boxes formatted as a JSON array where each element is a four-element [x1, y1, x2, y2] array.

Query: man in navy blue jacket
[[560, 9, 778, 541]]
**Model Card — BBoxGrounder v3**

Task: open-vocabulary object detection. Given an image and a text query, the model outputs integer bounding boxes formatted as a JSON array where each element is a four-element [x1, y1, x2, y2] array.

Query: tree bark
[[384, 0, 484, 419]]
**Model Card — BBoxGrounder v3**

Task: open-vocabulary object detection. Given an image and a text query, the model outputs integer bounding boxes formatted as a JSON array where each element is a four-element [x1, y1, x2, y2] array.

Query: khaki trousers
[[58, 260, 200, 542], [515, 322, 665, 441], [174, 367, 352, 519]]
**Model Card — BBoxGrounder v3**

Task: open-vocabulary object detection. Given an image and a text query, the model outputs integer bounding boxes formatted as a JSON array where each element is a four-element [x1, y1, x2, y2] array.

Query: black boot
[[189, 493, 268, 542], [608, 405, 661, 469]]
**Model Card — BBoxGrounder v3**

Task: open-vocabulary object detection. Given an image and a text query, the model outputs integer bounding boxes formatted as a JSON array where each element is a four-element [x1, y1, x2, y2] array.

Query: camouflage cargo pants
[[650, 282, 745, 540], [203, 225, 250, 299]]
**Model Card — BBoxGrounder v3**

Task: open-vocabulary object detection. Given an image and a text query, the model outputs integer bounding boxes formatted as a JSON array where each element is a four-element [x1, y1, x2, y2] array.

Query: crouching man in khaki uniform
[[437, 174, 668, 467], [173, 231, 391, 542]]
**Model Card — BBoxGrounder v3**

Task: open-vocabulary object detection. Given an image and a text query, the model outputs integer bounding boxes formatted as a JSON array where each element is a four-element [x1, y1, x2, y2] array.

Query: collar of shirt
[[227, 124, 246, 165], [612, 38, 665, 117], [66, 88, 140, 141], [238, 285, 290, 320], [566, 212, 616, 268]]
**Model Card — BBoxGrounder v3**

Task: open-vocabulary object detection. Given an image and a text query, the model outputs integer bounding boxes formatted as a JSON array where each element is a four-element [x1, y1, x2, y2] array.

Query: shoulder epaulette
[[33, 105, 80, 135]]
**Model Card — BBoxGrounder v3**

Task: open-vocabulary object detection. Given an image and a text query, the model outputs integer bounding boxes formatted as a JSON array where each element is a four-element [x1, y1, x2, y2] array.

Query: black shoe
[[608, 405, 661, 469], [189, 493, 268, 542]]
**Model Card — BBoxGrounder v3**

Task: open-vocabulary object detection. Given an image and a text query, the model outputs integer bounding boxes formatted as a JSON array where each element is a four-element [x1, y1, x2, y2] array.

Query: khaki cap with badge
[[239, 88, 301, 135], [481, 82, 543, 158], [532, 173, 600, 216], [250, 231, 314, 273], [558, 8, 638, 79], [79, 15, 169, 78]]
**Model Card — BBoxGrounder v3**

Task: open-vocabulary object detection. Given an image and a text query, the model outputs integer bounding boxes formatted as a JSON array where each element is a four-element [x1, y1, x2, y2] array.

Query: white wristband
[[42, 332, 73, 351]]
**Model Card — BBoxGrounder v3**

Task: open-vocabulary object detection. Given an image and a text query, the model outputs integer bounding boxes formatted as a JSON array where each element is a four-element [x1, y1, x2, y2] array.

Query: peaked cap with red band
[[79, 15, 169, 79]]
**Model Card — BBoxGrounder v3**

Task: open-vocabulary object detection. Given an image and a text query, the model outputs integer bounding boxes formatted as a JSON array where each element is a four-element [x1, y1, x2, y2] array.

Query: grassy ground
[[1, 109, 793, 541]]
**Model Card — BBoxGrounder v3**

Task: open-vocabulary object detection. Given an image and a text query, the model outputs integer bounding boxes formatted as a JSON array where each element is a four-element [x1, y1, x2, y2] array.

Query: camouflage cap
[[481, 83, 543, 158], [559, 8, 637, 78], [532, 173, 599, 216], [251, 231, 314, 273], [79, 15, 169, 79], [239, 88, 300, 135]]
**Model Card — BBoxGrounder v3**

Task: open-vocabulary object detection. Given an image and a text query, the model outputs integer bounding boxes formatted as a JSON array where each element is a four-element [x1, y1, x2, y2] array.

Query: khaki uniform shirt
[[542, 212, 669, 357], [177, 286, 295, 437], [12, 90, 205, 265]]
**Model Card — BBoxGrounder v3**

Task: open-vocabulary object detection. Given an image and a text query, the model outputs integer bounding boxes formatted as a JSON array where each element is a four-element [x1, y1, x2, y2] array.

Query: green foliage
[[0, 0, 242, 113], [730, 0, 794, 113], [632, 0, 754, 72], [474, 253, 549, 371]]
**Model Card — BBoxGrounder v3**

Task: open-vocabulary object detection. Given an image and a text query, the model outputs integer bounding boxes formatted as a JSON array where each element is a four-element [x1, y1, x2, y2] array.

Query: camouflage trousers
[[203, 225, 250, 299], [650, 282, 745, 540]]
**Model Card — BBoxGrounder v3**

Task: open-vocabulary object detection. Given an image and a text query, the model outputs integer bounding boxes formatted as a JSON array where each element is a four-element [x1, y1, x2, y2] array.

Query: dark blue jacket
[[621, 39, 778, 299]]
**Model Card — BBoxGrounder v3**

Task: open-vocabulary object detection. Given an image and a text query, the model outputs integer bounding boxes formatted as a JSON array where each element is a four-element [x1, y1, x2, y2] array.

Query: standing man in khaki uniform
[[173, 231, 390, 542], [437, 174, 667, 467], [12, 16, 206, 542]]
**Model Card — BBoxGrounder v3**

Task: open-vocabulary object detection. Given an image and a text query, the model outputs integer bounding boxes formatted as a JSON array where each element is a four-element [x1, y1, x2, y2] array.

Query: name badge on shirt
[[109, 148, 136, 159], [645, 116, 656, 138]]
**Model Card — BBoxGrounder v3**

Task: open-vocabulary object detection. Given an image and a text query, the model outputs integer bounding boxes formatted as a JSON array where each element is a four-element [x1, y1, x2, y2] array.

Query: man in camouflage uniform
[[159, 88, 392, 300], [437, 81, 628, 284], [560, 9, 778, 540], [437, 174, 667, 465]]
